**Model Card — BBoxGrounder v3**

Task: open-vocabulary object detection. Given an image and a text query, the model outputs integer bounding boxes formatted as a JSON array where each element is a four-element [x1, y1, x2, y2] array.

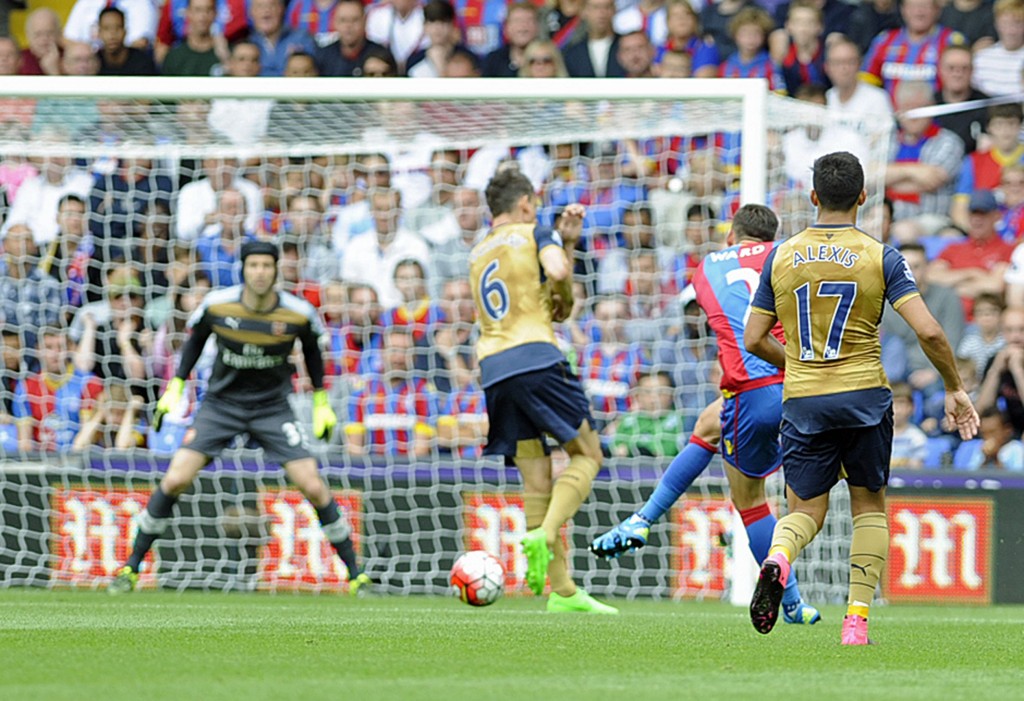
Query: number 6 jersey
[[751, 224, 920, 432], [470, 223, 565, 388]]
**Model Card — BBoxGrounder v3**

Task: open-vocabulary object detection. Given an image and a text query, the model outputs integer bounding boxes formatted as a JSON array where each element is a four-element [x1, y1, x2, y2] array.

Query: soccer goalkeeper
[[109, 241, 370, 595]]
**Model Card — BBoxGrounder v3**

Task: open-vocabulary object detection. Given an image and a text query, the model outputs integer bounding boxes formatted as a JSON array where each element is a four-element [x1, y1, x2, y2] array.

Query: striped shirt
[[972, 43, 1024, 97]]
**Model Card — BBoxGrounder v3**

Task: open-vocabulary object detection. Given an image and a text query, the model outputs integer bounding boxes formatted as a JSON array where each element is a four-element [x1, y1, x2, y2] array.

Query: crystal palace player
[[109, 241, 371, 594], [590, 204, 819, 626], [744, 152, 978, 644], [470, 168, 616, 614]]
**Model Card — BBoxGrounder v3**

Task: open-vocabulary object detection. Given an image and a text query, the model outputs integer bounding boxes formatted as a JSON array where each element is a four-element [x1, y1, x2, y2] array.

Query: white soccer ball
[[450, 550, 505, 607]]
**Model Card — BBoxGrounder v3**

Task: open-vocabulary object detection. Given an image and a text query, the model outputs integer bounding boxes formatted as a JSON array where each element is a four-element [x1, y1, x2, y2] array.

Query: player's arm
[[299, 315, 337, 441], [541, 204, 584, 319], [743, 247, 786, 368]]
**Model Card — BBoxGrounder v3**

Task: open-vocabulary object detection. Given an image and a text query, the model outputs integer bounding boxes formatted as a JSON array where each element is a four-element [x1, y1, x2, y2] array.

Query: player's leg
[[516, 451, 559, 596], [590, 397, 722, 559], [749, 419, 839, 633], [839, 410, 893, 645], [109, 447, 210, 593]]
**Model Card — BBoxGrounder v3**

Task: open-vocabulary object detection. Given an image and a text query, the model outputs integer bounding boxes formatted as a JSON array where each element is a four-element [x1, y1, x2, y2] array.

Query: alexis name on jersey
[[792, 245, 859, 269]]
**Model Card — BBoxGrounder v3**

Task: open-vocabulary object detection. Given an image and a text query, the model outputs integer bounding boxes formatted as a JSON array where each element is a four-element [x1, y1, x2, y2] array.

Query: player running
[[745, 152, 978, 644], [590, 204, 820, 625], [470, 168, 616, 614], [108, 241, 371, 595]]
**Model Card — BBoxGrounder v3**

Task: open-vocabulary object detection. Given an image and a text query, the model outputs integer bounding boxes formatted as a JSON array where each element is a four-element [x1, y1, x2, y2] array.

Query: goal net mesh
[[0, 82, 890, 604]]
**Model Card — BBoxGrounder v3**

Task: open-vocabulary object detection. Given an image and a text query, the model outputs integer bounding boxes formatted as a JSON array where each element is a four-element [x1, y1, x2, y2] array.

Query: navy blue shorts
[[719, 383, 783, 478], [780, 406, 894, 500], [483, 361, 593, 464]]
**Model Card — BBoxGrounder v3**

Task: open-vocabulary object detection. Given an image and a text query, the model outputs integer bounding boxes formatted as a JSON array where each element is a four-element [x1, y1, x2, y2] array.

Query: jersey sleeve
[[11, 380, 28, 420], [750, 247, 779, 316], [955, 154, 976, 196], [534, 225, 563, 253], [859, 31, 888, 85], [882, 246, 921, 309]]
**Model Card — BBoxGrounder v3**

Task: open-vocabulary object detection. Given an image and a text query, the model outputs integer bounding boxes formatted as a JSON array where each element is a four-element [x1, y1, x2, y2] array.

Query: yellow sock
[[541, 454, 599, 539], [847, 601, 870, 619], [525, 492, 575, 596], [848, 511, 888, 610], [768, 512, 819, 562]]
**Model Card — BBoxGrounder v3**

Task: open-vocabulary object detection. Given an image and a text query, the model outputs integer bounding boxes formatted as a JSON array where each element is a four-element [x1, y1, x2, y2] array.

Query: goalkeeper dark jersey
[[175, 286, 326, 406]]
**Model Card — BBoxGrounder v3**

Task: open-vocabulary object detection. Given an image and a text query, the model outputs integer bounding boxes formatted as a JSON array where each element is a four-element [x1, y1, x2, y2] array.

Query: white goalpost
[[0, 77, 891, 603]]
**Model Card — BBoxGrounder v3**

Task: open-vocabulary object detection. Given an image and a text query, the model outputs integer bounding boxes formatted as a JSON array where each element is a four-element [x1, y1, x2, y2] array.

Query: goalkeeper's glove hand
[[153, 377, 185, 432], [312, 389, 337, 442]]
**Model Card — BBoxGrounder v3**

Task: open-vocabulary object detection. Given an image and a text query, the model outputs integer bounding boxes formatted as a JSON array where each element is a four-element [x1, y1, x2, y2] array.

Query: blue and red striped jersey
[[441, 384, 487, 458], [453, 0, 508, 56], [692, 240, 785, 393], [861, 25, 965, 97], [579, 343, 647, 416], [381, 301, 444, 343], [719, 50, 784, 92], [780, 40, 828, 95], [347, 376, 439, 456], [326, 327, 383, 378], [285, 0, 339, 45]]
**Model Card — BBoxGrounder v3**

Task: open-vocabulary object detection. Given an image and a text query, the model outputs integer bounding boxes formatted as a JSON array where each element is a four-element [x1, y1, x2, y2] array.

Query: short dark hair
[[989, 102, 1024, 123], [731, 203, 778, 242], [360, 46, 398, 76], [393, 258, 425, 279], [974, 291, 1006, 312], [485, 168, 534, 217], [424, 0, 456, 23], [59, 193, 86, 210], [980, 405, 1010, 423], [811, 152, 864, 211], [686, 202, 716, 221], [98, 6, 126, 25], [623, 203, 653, 226], [898, 242, 927, 257], [891, 381, 913, 401], [638, 368, 674, 387]]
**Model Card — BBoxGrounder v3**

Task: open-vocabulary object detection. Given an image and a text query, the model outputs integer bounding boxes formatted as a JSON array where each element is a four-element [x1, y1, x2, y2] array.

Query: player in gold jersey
[[744, 152, 979, 644], [469, 168, 616, 614]]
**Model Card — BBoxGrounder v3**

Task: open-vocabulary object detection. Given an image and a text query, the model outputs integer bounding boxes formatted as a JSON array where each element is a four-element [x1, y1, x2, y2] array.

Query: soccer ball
[[450, 551, 505, 607]]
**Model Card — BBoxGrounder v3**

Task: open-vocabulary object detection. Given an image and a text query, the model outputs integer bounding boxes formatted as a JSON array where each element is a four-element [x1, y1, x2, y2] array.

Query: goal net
[[0, 77, 891, 604]]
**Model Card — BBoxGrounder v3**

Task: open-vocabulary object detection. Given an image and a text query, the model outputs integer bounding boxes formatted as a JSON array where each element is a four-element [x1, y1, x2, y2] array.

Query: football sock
[[542, 453, 600, 542], [316, 500, 361, 577], [740, 504, 802, 606], [526, 492, 574, 596], [768, 511, 819, 564], [847, 512, 888, 613], [637, 436, 716, 524], [126, 486, 177, 572]]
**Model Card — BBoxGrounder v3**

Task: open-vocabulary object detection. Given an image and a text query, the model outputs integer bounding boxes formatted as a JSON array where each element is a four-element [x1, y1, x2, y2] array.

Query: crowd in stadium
[[1, 0, 1024, 470]]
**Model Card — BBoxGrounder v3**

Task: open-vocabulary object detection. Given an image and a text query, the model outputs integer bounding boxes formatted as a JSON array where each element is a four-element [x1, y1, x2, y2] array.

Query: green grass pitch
[[2, 590, 1022, 701]]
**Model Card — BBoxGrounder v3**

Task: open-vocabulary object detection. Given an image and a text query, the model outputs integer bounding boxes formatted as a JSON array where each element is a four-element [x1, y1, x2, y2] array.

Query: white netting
[[0, 78, 889, 603]]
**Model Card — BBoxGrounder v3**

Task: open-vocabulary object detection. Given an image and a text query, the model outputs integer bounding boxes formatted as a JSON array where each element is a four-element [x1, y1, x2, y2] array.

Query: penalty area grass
[[0, 590, 1022, 701]]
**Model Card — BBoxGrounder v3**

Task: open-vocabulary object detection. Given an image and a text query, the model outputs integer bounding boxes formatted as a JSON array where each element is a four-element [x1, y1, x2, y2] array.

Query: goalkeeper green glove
[[153, 377, 185, 432], [312, 389, 337, 442]]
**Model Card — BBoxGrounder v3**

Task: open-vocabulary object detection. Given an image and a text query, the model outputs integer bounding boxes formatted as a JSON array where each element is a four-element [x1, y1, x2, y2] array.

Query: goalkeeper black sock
[[316, 500, 361, 577], [126, 487, 178, 572]]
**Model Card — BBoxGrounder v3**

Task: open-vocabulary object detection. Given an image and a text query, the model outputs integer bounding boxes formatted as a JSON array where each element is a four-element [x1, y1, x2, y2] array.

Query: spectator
[[96, 7, 158, 75], [406, 0, 464, 78], [978, 306, 1024, 434], [362, 46, 399, 76], [0, 36, 21, 76], [414, 276, 477, 393], [155, 0, 248, 65], [771, 0, 854, 38], [89, 157, 173, 258], [13, 328, 103, 454], [482, 2, 540, 77], [19, 8, 63, 76], [207, 41, 275, 145], [597, 204, 675, 294], [890, 382, 928, 470], [952, 104, 1024, 230], [281, 193, 338, 284], [330, 153, 391, 249], [861, 0, 965, 98], [609, 369, 681, 458], [934, 45, 991, 154], [882, 243, 966, 414], [408, 150, 465, 244], [654, 47, 691, 77], [718, 7, 784, 92], [64, 0, 156, 50], [381, 259, 442, 342], [341, 188, 431, 309], [316, 0, 390, 77], [441, 46, 480, 76], [973, 0, 1024, 97], [614, 0, 667, 47], [70, 380, 147, 451], [885, 80, 964, 223], [999, 164, 1024, 243], [431, 188, 488, 283], [249, 0, 317, 76], [344, 327, 439, 457], [0, 224, 62, 347], [129, 202, 177, 303], [437, 378, 488, 458], [195, 188, 252, 288], [0, 327, 21, 419], [700, 0, 751, 60], [958, 292, 1006, 381], [283, 50, 318, 76], [940, 0, 995, 48], [957, 406, 1024, 470], [931, 190, 1014, 316], [517, 39, 569, 78], [543, 0, 586, 51], [286, 0, 340, 47], [160, 0, 224, 77], [654, 0, 717, 78], [365, 0, 426, 72], [769, 0, 827, 95], [563, 0, 625, 77], [824, 37, 892, 119], [617, 29, 655, 78], [847, 0, 900, 56], [579, 296, 647, 426], [2, 155, 92, 247], [175, 158, 263, 242], [326, 283, 383, 378], [37, 194, 97, 310]]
